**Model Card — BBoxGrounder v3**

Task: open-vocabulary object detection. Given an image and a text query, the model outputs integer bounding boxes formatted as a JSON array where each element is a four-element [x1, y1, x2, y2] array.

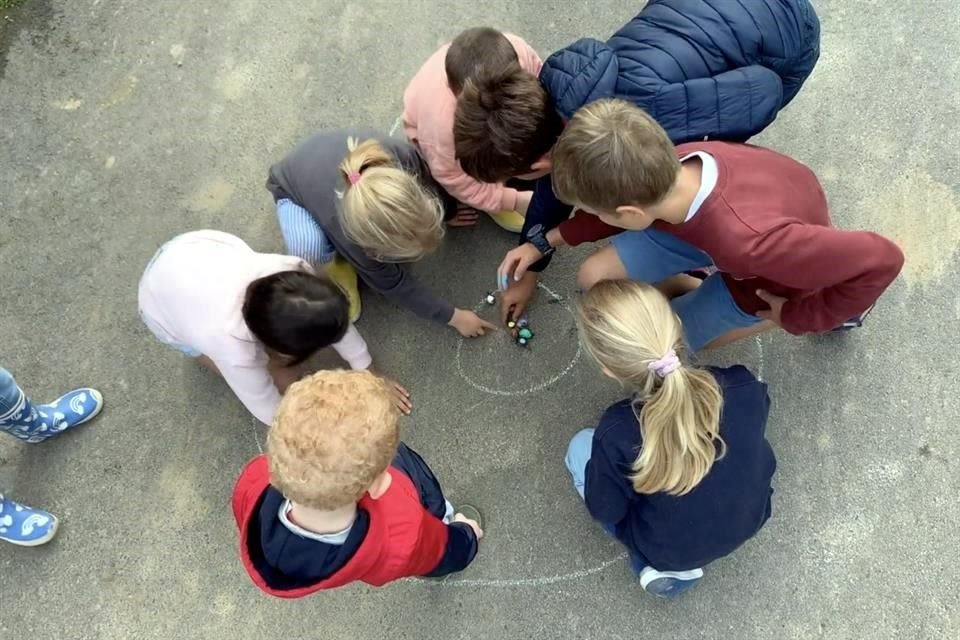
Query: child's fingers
[[511, 301, 528, 323], [514, 260, 531, 280], [394, 382, 410, 398]]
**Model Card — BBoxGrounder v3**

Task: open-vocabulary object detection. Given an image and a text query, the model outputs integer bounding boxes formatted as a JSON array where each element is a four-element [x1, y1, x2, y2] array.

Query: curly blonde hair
[[338, 137, 445, 262], [267, 369, 399, 509]]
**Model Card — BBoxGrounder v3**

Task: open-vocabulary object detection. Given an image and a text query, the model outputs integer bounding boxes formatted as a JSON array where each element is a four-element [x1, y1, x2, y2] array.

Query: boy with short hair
[[551, 98, 904, 351], [454, 0, 822, 321], [403, 27, 543, 232], [233, 370, 482, 595]]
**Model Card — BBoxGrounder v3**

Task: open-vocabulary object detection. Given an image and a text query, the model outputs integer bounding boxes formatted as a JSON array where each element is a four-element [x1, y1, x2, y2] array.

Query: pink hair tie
[[347, 171, 362, 185], [648, 349, 681, 378]]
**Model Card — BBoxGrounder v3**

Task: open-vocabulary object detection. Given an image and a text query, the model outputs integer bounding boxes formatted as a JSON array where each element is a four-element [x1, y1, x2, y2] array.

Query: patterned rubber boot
[[0, 494, 58, 546], [0, 385, 104, 443], [324, 255, 362, 323]]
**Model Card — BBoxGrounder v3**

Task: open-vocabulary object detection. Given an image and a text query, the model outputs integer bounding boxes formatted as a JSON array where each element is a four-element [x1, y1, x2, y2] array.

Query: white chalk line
[[388, 114, 403, 137], [407, 552, 629, 588], [455, 282, 581, 397], [251, 419, 264, 454], [755, 334, 765, 381]]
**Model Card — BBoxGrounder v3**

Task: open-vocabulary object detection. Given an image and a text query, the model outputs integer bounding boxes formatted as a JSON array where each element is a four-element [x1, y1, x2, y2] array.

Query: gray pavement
[[1, 1, 957, 639]]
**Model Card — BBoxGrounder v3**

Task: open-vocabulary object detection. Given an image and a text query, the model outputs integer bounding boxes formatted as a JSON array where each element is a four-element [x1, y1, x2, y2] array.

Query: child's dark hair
[[445, 27, 518, 95], [243, 271, 349, 365], [454, 62, 564, 183]]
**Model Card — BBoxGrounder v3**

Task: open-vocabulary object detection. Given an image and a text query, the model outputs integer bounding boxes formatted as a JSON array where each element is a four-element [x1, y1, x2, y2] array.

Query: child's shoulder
[[706, 364, 760, 388], [597, 398, 639, 436]]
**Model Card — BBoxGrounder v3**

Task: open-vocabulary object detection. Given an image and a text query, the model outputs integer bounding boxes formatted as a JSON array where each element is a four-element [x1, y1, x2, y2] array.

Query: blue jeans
[[275, 199, 337, 265], [565, 428, 652, 573], [610, 228, 761, 352], [0, 368, 21, 418], [564, 428, 595, 500]]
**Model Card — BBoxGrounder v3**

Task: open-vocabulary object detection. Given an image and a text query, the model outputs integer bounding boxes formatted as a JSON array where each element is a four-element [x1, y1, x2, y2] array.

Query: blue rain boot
[[0, 494, 58, 546], [0, 385, 104, 443]]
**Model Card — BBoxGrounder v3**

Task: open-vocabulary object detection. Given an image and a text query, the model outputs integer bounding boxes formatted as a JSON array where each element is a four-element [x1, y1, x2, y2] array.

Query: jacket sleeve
[[540, 38, 618, 120], [750, 224, 904, 334], [520, 175, 573, 272], [424, 523, 479, 577], [330, 324, 372, 370], [336, 240, 455, 325], [652, 67, 784, 144], [214, 359, 281, 426], [557, 210, 622, 246]]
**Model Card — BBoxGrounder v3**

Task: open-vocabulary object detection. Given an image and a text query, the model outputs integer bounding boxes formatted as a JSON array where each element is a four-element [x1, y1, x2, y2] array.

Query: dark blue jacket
[[541, 0, 820, 142], [585, 365, 776, 571], [521, 0, 821, 268]]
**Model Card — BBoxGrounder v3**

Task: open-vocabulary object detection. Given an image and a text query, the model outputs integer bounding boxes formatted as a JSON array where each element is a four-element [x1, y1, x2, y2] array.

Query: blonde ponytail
[[338, 137, 445, 262], [576, 280, 725, 496]]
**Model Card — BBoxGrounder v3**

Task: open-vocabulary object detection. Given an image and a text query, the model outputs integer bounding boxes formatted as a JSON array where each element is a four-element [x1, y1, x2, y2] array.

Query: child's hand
[[498, 271, 538, 325], [449, 308, 497, 337], [497, 242, 544, 285], [448, 203, 481, 227], [387, 379, 412, 415], [453, 513, 484, 540], [755, 289, 787, 327]]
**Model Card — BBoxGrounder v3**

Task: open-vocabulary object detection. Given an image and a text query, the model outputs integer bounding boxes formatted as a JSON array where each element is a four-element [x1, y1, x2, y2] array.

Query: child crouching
[[567, 280, 776, 598], [232, 370, 483, 595], [138, 230, 409, 425]]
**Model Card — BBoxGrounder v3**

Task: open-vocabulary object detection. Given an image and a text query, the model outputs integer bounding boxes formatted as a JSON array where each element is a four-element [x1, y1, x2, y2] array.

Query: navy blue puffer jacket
[[541, 0, 821, 143]]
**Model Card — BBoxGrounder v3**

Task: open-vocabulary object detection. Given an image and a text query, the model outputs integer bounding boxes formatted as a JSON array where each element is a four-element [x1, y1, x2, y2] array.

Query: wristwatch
[[525, 224, 555, 257]]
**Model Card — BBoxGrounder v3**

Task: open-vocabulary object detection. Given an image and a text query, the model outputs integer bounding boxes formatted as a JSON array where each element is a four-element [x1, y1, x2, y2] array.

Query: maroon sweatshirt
[[562, 142, 905, 334]]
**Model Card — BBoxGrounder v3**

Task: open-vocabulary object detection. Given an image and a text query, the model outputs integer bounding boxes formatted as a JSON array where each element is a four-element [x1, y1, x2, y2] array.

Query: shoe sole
[[640, 567, 703, 598], [2, 517, 59, 547]]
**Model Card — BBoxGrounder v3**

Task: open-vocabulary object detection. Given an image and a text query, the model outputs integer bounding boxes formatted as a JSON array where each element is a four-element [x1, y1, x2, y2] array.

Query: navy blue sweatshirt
[[252, 443, 477, 590], [585, 365, 776, 571]]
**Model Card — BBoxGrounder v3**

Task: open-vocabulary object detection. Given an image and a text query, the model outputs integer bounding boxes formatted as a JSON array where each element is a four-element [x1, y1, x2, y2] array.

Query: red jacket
[[232, 456, 449, 596]]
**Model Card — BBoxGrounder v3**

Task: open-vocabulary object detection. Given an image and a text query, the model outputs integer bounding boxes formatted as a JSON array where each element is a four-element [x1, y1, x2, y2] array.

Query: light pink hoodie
[[402, 34, 542, 213]]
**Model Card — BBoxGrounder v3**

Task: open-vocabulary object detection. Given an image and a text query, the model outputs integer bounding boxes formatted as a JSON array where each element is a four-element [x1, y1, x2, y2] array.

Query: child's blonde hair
[[338, 137, 445, 262], [267, 369, 399, 510], [576, 280, 724, 496], [552, 98, 680, 212]]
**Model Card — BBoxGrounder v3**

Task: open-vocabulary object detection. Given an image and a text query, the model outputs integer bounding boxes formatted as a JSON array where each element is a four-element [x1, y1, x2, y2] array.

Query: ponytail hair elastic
[[648, 349, 681, 378], [347, 171, 362, 185]]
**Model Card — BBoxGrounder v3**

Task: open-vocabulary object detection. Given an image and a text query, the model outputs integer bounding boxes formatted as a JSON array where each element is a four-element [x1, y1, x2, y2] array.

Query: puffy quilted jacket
[[541, 0, 821, 143]]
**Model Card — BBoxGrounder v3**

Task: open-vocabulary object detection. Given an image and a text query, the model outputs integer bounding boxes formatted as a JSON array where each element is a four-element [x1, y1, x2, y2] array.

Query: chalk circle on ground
[[691, 334, 766, 382], [455, 282, 581, 397]]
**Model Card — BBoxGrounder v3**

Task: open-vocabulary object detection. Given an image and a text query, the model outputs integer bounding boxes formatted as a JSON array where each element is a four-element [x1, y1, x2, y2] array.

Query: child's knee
[[565, 428, 595, 468], [577, 257, 607, 291]]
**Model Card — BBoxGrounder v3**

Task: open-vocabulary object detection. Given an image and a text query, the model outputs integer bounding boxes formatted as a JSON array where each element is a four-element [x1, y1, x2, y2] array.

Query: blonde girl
[[567, 280, 776, 598], [267, 128, 495, 337]]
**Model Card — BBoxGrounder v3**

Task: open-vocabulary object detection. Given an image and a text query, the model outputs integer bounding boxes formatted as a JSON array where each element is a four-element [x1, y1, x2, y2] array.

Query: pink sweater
[[402, 34, 542, 213], [138, 231, 371, 425]]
